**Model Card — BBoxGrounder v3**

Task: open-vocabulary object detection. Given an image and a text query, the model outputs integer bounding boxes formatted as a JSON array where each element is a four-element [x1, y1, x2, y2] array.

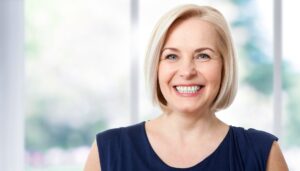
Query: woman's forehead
[[163, 17, 219, 52]]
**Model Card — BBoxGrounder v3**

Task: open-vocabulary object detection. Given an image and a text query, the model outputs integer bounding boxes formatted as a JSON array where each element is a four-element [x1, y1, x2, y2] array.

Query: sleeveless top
[[96, 121, 278, 171]]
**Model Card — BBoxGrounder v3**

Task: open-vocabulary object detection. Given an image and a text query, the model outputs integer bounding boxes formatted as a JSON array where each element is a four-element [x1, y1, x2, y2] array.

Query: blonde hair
[[145, 4, 238, 112]]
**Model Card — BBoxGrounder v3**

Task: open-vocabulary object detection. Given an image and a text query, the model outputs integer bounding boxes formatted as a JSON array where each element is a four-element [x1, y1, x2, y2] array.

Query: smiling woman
[[84, 4, 288, 171], [158, 18, 223, 115], [146, 6, 237, 114]]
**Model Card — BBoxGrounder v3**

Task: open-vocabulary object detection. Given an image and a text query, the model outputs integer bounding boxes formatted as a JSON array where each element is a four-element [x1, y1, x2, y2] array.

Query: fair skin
[[84, 16, 288, 170], [84, 141, 101, 171], [151, 16, 227, 168]]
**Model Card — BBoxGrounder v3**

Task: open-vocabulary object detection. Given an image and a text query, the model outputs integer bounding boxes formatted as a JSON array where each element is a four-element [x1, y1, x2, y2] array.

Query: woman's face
[[158, 17, 222, 114]]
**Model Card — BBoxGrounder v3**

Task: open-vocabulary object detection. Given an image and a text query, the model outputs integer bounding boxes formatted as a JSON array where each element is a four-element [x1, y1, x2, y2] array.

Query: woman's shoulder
[[96, 121, 145, 143], [95, 121, 146, 167], [229, 125, 278, 169], [230, 125, 278, 145]]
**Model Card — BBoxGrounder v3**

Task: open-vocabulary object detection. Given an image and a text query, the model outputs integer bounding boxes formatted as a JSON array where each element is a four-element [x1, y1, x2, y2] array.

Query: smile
[[174, 85, 204, 94]]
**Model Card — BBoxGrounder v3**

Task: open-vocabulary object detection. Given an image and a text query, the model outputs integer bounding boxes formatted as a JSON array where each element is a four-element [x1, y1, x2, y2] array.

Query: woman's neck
[[154, 110, 226, 142]]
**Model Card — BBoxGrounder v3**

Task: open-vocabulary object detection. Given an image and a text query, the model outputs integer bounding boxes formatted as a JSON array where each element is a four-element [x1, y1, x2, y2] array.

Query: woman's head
[[145, 4, 237, 112]]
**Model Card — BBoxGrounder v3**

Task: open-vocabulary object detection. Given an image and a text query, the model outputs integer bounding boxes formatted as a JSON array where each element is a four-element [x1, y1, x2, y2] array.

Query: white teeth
[[175, 86, 201, 93]]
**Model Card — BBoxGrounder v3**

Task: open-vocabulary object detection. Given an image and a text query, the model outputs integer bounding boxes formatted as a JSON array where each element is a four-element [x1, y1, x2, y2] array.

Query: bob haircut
[[145, 4, 238, 112]]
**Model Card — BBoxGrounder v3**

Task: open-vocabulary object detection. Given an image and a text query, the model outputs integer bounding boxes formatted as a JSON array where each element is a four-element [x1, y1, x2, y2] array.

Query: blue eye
[[165, 54, 177, 60], [196, 53, 210, 61]]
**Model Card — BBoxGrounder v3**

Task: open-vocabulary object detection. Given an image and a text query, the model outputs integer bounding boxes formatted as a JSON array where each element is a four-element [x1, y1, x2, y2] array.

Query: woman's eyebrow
[[161, 47, 179, 52], [161, 47, 216, 53], [194, 47, 216, 53]]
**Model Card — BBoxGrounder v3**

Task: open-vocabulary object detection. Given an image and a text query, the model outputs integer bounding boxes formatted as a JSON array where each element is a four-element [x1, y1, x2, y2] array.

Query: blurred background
[[1, 0, 299, 170]]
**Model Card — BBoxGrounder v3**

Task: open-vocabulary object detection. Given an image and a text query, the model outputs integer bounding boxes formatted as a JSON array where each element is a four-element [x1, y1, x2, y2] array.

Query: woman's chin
[[173, 106, 205, 115]]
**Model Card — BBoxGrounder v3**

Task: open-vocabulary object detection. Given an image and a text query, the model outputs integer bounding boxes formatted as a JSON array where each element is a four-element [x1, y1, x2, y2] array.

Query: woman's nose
[[179, 60, 197, 79]]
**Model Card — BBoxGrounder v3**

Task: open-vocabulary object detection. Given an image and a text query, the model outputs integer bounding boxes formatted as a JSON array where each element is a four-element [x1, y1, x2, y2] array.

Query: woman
[[84, 4, 288, 171]]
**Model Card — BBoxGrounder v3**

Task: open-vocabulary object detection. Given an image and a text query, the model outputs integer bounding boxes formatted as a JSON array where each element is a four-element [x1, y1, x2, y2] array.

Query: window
[[20, 0, 300, 170], [282, 0, 300, 170], [25, 0, 130, 170]]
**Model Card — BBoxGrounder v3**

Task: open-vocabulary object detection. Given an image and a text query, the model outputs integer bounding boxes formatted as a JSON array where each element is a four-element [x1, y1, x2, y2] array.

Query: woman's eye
[[196, 53, 210, 61], [165, 54, 177, 60]]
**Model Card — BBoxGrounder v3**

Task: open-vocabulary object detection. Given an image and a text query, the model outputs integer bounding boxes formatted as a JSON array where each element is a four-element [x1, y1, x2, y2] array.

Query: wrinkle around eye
[[165, 54, 178, 60], [160, 53, 179, 61], [194, 53, 211, 61]]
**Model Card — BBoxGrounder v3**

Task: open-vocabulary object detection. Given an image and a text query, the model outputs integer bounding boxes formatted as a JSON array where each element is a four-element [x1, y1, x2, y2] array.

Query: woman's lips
[[173, 85, 205, 96]]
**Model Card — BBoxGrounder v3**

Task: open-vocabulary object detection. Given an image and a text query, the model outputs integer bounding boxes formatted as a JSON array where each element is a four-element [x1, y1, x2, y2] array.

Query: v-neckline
[[141, 121, 231, 170]]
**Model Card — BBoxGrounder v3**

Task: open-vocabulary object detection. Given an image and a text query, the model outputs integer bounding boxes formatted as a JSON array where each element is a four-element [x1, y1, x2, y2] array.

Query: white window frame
[[273, 0, 283, 137], [0, 0, 24, 171]]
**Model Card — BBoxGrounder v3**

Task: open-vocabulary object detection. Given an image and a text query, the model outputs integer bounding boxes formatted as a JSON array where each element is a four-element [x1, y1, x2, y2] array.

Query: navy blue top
[[96, 122, 277, 171]]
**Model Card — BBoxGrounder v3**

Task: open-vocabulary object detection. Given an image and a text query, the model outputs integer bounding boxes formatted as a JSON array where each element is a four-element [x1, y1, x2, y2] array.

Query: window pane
[[283, 0, 300, 169], [25, 0, 130, 170]]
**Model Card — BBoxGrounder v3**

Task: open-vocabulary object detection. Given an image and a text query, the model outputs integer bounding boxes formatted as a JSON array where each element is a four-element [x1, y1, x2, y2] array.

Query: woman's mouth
[[173, 85, 205, 95]]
